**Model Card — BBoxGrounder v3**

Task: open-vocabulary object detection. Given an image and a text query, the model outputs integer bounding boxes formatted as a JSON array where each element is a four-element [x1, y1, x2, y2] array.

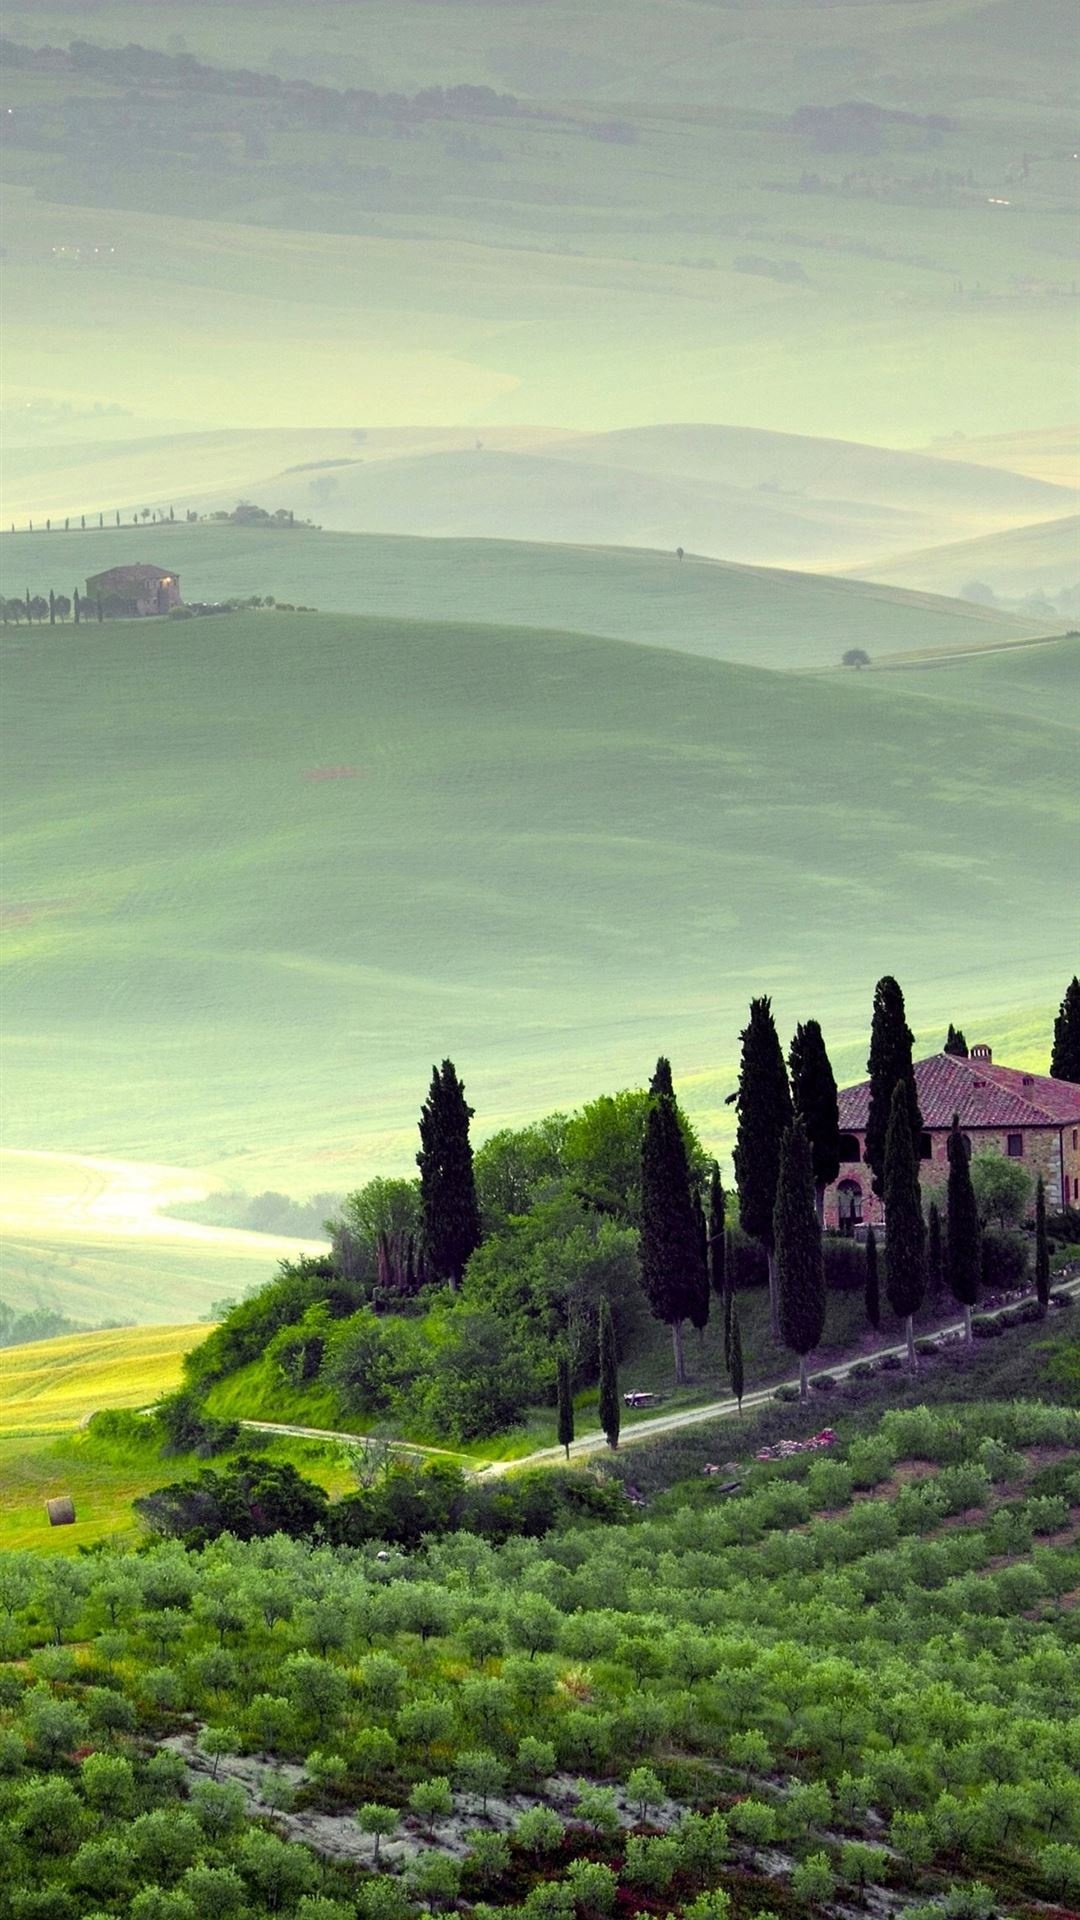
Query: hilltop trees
[[639, 1058, 706, 1384], [733, 999, 793, 1335], [774, 1120, 826, 1402], [946, 1114, 980, 1342], [883, 1081, 925, 1369], [944, 1025, 969, 1057], [417, 1061, 481, 1290], [1050, 977, 1080, 1083], [789, 1019, 840, 1223], [865, 976, 922, 1195]]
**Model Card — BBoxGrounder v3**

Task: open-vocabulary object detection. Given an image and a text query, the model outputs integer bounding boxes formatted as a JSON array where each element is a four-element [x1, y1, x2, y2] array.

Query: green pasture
[[850, 513, 1080, 599], [2, 0, 1077, 447], [2, 608, 1074, 1234], [0, 1228, 294, 1328], [852, 632, 1080, 726], [0, 524, 1051, 672]]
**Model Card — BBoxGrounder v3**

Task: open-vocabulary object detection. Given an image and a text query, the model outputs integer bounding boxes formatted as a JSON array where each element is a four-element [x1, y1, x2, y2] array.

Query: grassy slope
[[2, 609, 1075, 1218], [1, 3, 1076, 446], [0, 525, 1050, 670], [848, 512, 1080, 598], [0, 1323, 199, 1437], [846, 632, 1080, 725]]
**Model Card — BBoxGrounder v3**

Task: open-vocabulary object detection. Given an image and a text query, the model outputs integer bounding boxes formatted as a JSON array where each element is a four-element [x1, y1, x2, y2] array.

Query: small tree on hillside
[[1050, 977, 1080, 1083], [556, 1349, 574, 1460], [789, 1019, 841, 1223], [944, 1025, 969, 1057], [842, 648, 870, 668], [883, 1080, 926, 1370], [640, 1058, 706, 1384], [864, 1225, 880, 1332], [417, 1060, 481, 1290], [733, 998, 793, 1336], [598, 1298, 620, 1450], [774, 1120, 826, 1404], [865, 976, 923, 1197], [946, 1114, 980, 1342], [1034, 1176, 1050, 1316], [970, 1151, 1032, 1230]]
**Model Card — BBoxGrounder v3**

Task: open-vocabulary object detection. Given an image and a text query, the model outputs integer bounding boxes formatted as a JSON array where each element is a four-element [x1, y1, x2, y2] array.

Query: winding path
[[239, 1278, 1078, 1478]]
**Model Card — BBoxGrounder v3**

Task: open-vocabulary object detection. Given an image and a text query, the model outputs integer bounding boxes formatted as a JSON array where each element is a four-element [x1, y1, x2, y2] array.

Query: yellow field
[[0, 1322, 200, 1437]]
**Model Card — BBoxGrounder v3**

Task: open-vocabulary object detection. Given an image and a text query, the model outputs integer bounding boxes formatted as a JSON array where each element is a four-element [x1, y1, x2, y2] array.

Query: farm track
[[239, 1277, 1079, 1478]]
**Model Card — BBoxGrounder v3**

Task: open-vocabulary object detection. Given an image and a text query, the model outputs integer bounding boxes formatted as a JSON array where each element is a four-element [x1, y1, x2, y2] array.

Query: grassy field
[[2, 607, 1074, 1248], [849, 631, 1080, 726], [0, 524, 1052, 671], [849, 512, 1079, 600], [1, 3, 1076, 452], [0, 1322, 198, 1437]]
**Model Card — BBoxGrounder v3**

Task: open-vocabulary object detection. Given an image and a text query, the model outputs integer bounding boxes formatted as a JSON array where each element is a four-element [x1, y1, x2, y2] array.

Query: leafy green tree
[[566, 1858, 618, 1914], [417, 1059, 481, 1288], [455, 1748, 507, 1813], [789, 1019, 841, 1221], [79, 1751, 135, 1816], [640, 1059, 705, 1382], [356, 1803, 400, 1864], [1050, 976, 1080, 1082], [406, 1850, 462, 1912], [598, 1297, 620, 1448], [514, 1806, 566, 1855], [198, 1724, 239, 1780], [409, 1777, 453, 1837], [473, 1117, 568, 1225], [465, 1829, 511, 1886], [774, 1120, 826, 1402], [574, 1782, 622, 1839], [944, 1024, 969, 1056], [14, 1776, 85, 1852], [627, 1764, 666, 1823], [840, 1840, 889, 1890], [970, 1149, 1032, 1228], [791, 1852, 836, 1901], [556, 1348, 574, 1459], [884, 1079, 926, 1369], [1035, 1175, 1050, 1315], [236, 1828, 318, 1909], [864, 1224, 881, 1331], [733, 997, 793, 1333], [946, 1114, 980, 1341], [865, 975, 922, 1196]]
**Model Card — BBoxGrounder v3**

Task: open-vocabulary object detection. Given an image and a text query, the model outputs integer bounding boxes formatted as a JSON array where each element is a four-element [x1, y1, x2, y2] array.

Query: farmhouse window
[[1006, 1132, 1023, 1158]]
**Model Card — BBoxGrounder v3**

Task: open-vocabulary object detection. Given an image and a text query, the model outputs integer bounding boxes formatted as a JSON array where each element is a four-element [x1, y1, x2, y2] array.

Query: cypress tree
[[1034, 1176, 1050, 1316], [946, 1111, 980, 1342], [707, 1162, 726, 1300], [733, 997, 793, 1336], [774, 1119, 826, 1404], [640, 1059, 705, 1384], [73, 589, 80, 626], [598, 1298, 620, 1450], [729, 1304, 744, 1410], [416, 1059, 481, 1290], [883, 1080, 926, 1370], [556, 1350, 574, 1460], [688, 1189, 711, 1338], [789, 1019, 841, 1223], [722, 1238, 734, 1374], [944, 1025, 969, 1057], [927, 1199, 944, 1303], [650, 1057, 674, 1099], [1050, 977, 1080, 1083], [864, 1225, 880, 1332], [865, 976, 923, 1197]]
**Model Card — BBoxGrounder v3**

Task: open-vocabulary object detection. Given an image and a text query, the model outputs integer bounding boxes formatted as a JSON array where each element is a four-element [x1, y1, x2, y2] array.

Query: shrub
[[791, 1852, 835, 1900], [971, 1315, 1004, 1339], [822, 1236, 866, 1292], [980, 1227, 1030, 1291]]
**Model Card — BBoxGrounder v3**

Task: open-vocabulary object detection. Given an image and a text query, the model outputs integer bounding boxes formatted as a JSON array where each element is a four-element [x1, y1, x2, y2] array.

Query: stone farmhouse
[[824, 1046, 1080, 1233], [85, 564, 181, 616]]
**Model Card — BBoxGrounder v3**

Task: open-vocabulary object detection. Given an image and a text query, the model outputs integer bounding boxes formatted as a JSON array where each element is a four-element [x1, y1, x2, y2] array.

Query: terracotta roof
[[87, 564, 175, 584], [837, 1054, 1080, 1131]]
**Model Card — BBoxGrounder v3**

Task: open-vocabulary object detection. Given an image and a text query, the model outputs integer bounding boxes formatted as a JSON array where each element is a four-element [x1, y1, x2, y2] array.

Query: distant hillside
[[0, 525, 1050, 673], [849, 514, 1080, 604], [922, 426, 1079, 491], [2, 609, 1072, 1220], [4, 425, 1073, 576], [841, 633, 1080, 730]]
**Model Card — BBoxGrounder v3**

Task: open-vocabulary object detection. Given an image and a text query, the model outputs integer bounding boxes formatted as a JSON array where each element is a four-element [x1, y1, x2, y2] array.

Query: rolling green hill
[[0, 525, 1051, 672], [845, 632, 1080, 727], [2, 609, 1073, 1226], [2, 2, 1076, 448], [849, 513, 1079, 601]]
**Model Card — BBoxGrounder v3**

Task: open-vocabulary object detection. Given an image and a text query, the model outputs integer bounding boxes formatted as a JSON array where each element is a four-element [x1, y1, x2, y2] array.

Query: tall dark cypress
[[416, 1059, 481, 1290], [927, 1200, 944, 1303], [640, 1059, 705, 1384], [1050, 977, 1080, 1083], [733, 998, 793, 1335], [789, 1019, 841, 1223], [556, 1350, 574, 1460], [729, 1304, 744, 1410], [707, 1162, 726, 1300], [598, 1298, 620, 1450], [883, 1079, 926, 1370], [864, 1225, 881, 1332], [865, 976, 923, 1197], [774, 1120, 826, 1403], [946, 1112, 980, 1342], [1034, 1176, 1050, 1316], [944, 1025, 969, 1057], [688, 1189, 711, 1337], [650, 1056, 675, 1099]]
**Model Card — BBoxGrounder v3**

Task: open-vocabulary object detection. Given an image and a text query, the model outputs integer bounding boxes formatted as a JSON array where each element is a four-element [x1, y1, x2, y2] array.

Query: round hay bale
[[45, 1497, 76, 1527]]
